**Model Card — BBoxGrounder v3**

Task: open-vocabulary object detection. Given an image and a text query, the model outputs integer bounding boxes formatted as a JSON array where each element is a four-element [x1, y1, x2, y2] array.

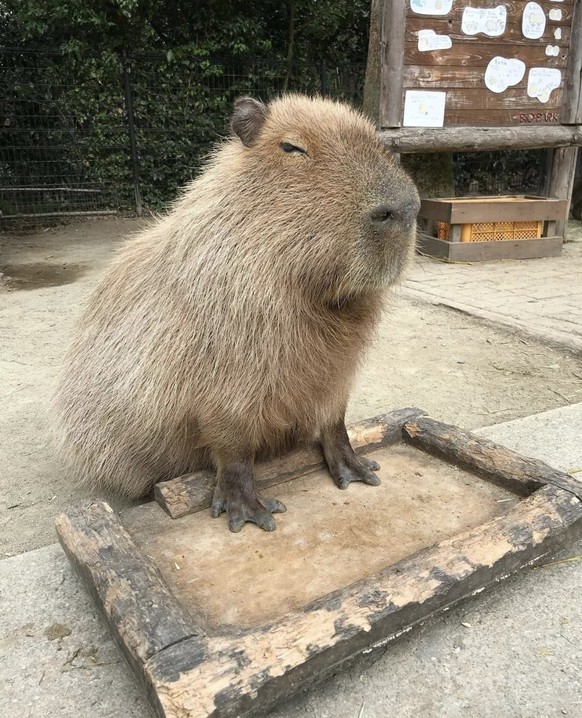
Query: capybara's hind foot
[[211, 487, 286, 533], [330, 453, 381, 490], [320, 415, 381, 490]]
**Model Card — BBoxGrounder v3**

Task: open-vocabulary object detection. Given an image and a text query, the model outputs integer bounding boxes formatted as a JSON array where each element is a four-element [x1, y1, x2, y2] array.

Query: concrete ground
[[0, 216, 581, 716], [405, 231, 582, 354]]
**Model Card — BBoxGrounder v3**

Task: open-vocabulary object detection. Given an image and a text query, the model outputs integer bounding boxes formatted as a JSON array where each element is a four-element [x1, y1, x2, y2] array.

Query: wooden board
[[417, 233, 563, 261], [377, 124, 582, 153], [420, 195, 568, 223], [383, 0, 582, 128], [55, 409, 582, 718]]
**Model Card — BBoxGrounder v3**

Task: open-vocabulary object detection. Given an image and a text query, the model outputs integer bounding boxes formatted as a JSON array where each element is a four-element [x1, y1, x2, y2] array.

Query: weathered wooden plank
[[416, 233, 563, 261], [381, 0, 406, 127], [55, 501, 201, 676], [378, 125, 582, 152], [406, 0, 575, 23], [403, 65, 561, 90], [405, 42, 569, 68], [406, 0, 575, 13], [144, 484, 582, 718], [155, 407, 426, 520], [403, 417, 582, 499], [416, 232, 452, 259], [425, 88, 564, 111], [420, 197, 567, 223], [442, 106, 563, 126], [406, 17, 572, 46]]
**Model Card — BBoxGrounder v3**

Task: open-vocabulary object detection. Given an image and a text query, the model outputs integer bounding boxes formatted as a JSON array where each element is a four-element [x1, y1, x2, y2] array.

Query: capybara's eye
[[370, 206, 395, 224], [280, 142, 306, 155]]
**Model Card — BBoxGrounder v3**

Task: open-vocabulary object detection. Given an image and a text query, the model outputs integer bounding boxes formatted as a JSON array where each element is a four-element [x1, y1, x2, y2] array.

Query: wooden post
[[561, 0, 582, 125], [380, 0, 405, 129], [548, 146, 579, 239], [449, 225, 462, 242]]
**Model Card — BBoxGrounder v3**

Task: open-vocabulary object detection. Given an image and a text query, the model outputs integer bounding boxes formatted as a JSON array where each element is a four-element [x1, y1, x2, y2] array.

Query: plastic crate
[[438, 220, 543, 242]]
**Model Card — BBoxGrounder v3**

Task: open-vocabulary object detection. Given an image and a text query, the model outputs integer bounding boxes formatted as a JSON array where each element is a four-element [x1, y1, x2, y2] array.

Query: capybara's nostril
[[370, 197, 420, 226]]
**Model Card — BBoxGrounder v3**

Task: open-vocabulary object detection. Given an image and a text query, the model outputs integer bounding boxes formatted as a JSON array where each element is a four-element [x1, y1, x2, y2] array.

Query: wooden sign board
[[56, 409, 582, 718], [382, 0, 582, 128]]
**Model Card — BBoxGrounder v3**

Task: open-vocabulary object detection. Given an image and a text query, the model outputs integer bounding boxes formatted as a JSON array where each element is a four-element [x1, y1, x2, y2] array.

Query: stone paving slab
[[403, 239, 582, 353], [1, 406, 581, 718]]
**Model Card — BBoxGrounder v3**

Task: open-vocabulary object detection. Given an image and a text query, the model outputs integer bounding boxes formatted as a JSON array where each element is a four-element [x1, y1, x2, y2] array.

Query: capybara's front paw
[[329, 453, 381, 490], [211, 488, 286, 533]]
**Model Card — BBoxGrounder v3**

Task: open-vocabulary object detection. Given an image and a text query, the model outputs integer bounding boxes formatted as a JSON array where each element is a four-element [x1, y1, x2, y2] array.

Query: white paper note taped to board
[[403, 91, 446, 127], [462, 6, 507, 37], [484, 57, 526, 93], [549, 9, 563, 20], [527, 67, 561, 103], [522, 2, 546, 39], [554, 28, 562, 39], [417, 29, 453, 51], [546, 45, 560, 56], [410, 0, 453, 16]]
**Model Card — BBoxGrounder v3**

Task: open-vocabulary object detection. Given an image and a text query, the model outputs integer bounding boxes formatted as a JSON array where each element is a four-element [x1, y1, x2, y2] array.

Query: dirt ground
[[1, 217, 581, 557]]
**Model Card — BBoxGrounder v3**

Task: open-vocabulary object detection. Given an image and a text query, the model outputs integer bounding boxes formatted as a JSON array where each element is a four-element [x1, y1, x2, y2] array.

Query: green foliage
[[0, 1, 369, 212]]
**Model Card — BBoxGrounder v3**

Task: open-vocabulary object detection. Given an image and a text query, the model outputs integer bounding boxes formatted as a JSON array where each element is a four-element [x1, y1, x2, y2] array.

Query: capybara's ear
[[232, 97, 268, 147]]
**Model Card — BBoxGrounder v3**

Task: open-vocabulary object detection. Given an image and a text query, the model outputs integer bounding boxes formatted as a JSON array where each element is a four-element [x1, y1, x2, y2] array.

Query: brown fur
[[53, 94, 419, 500]]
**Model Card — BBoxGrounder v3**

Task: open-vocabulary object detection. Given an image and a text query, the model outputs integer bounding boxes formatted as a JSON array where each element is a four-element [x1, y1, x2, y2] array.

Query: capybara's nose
[[369, 196, 420, 226]]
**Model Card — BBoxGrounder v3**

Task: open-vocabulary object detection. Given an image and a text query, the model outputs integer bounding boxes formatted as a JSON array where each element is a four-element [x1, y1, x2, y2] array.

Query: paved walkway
[[404, 238, 582, 354]]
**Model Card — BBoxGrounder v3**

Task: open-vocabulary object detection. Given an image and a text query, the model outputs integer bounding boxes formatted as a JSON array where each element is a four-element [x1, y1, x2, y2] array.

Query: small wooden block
[[56, 409, 582, 718]]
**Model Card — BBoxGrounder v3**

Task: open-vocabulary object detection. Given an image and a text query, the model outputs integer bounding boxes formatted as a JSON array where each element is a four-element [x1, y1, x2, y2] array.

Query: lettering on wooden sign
[[518, 111, 559, 123]]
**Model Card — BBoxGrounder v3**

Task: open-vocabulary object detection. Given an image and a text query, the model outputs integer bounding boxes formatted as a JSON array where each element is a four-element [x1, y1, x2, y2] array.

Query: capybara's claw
[[331, 455, 381, 490], [211, 488, 286, 533], [228, 504, 276, 532], [358, 455, 380, 472]]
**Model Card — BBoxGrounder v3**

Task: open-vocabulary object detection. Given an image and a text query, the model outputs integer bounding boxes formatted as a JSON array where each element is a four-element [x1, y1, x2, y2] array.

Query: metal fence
[[453, 148, 551, 197], [0, 48, 365, 219], [0, 47, 549, 220]]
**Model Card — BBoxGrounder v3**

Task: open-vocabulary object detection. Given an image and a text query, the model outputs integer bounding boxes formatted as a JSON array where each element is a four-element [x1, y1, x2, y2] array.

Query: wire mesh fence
[[0, 46, 549, 220], [0, 48, 128, 217], [0, 48, 366, 218], [453, 148, 551, 197]]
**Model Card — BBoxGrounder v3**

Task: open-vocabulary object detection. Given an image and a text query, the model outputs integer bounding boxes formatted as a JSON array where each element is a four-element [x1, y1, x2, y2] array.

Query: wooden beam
[[380, 0, 406, 128], [378, 125, 582, 153], [403, 417, 582, 500], [55, 501, 202, 681], [548, 146, 579, 237], [561, 0, 582, 124]]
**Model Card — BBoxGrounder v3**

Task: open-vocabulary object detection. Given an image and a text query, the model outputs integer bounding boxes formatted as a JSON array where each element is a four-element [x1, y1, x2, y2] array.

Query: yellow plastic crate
[[438, 220, 543, 242]]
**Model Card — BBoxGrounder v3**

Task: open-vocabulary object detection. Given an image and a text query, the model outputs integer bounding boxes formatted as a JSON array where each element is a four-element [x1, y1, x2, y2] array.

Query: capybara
[[53, 94, 420, 532]]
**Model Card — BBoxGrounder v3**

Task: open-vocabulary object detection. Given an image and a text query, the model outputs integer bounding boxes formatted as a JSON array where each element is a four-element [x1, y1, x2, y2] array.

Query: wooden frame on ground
[[56, 408, 582, 718]]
